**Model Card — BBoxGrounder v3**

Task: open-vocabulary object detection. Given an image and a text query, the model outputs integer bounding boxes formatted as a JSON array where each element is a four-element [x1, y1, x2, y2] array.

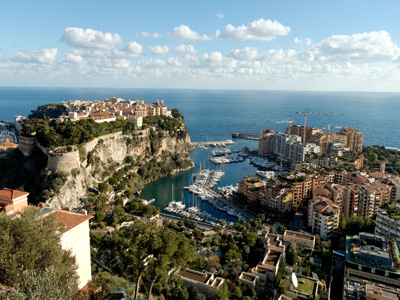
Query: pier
[[191, 140, 235, 147], [232, 132, 259, 140]]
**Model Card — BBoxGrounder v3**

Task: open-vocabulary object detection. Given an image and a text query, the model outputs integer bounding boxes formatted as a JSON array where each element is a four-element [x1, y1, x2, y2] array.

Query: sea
[[1, 87, 400, 220]]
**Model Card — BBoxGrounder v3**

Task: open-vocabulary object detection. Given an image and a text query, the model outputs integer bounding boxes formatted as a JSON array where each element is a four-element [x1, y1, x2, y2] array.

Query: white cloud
[[137, 59, 167, 68], [150, 45, 169, 55], [12, 48, 57, 64], [228, 47, 298, 64], [259, 49, 298, 63], [304, 30, 400, 63], [216, 18, 290, 41], [169, 25, 212, 41], [228, 47, 259, 60], [124, 41, 145, 55], [166, 57, 182, 67], [61, 27, 123, 49], [217, 13, 224, 19], [294, 37, 311, 46], [114, 59, 131, 69], [65, 50, 84, 63], [175, 44, 197, 55], [140, 32, 162, 38]]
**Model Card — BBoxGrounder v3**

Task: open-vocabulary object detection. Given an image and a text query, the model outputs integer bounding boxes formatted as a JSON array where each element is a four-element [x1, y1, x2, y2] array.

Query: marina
[[140, 139, 260, 225]]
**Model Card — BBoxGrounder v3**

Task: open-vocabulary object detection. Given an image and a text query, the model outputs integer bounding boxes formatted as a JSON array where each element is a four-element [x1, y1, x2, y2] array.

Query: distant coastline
[[1, 87, 399, 147]]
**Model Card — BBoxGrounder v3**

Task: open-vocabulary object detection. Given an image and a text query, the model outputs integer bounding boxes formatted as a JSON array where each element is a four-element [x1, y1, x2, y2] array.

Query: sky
[[1, 0, 400, 92]]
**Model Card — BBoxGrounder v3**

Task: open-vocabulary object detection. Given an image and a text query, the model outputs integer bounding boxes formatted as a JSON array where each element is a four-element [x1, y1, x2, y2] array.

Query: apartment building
[[260, 183, 293, 212], [339, 127, 364, 152], [286, 125, 324, 144], [238, 176, 264, 203], [343, 185, 361, 218], [240, 248, 284, 288], [358, 184, 376, 218], [283, 230, 315, 250], [345, 233, 400, 288], [313, 183, 345, 212], [308, 196, 340, 240], [258, 129, 274, 155], [174, 267, 225, 296], [271, 133, 320, 163], [375, 205, 400, 242]]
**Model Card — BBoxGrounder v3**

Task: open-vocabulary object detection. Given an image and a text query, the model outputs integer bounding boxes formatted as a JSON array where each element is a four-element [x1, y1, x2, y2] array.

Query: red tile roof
[[0, 188, 29, 201], [51, 210, 92, 233]]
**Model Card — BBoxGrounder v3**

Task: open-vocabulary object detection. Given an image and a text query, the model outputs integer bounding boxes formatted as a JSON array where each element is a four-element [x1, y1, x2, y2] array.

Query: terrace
[[281, 274, 318, 297], [346, 235, 400, 272], [239, 272, 259, 287], [263, 251, 281, 267], [266, 233, 282, 247], [285, 230, 315, 241], [176, 268, 211, 283]]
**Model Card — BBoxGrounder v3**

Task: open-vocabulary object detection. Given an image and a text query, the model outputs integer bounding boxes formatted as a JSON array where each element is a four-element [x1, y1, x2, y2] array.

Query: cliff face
[[46, 129, 192, 209]]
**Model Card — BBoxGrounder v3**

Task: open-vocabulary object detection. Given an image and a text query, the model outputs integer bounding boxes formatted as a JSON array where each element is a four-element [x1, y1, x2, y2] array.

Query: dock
[[232, 132, 259, 140], [191, 140, 235, 147]]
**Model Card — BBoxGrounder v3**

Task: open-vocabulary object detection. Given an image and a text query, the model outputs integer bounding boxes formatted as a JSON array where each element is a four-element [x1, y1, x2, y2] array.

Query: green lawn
[[281, 275, 317, 296]]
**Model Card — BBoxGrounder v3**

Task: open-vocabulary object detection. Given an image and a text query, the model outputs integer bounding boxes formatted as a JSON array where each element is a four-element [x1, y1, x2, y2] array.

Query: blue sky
[[1, 0, 400, 91]]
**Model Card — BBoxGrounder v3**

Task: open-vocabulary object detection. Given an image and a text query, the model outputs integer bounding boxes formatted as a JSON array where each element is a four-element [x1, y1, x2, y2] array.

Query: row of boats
[[210, 155, 245, 164], [186, 168, 225, 191]]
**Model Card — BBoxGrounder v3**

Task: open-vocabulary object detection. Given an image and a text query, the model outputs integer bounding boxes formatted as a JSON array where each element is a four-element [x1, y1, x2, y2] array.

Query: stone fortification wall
[[19, 136, 36, 156], [47, 151, 80, 174], [33, 142, 80, 174]]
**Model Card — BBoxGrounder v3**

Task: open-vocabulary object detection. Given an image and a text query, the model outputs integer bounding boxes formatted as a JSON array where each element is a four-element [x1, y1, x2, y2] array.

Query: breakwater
[[232, 132, 259, 140]]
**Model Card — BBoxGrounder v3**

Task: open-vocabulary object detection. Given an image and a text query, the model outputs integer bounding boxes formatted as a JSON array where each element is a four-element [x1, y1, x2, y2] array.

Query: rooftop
[[49, 210, 92, 233], [240, 272, 258, 282], [177, 268, 210, 283], [281, 274, 317, 296], [0, 188, 29, 201], [263, 250, 281, 266], [346, 235, 400, 273], [266, 233, 282, 247], [284, 230, 315, 241]]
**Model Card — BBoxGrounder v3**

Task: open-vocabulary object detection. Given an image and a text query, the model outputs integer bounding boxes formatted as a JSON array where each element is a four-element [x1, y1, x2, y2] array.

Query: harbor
[[140, 139, 260, 225], [140, 137, 289, 226]]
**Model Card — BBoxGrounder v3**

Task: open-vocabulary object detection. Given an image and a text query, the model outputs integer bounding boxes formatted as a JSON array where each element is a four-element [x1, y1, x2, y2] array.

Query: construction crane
[[296, 109, 343, 143], [276, 118, 295, 135]]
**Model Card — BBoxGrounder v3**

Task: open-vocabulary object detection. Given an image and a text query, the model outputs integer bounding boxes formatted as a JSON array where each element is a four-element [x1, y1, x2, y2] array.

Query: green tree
[[278, 224, 287, 234], [98, 182, 110, 194], [8, 267, 78, 300], [244, 232, 257, 247], [305, 265, 311, 277], [90, 272, 135, 297], [0, 208, 78, 298], [285, 243, 297, 266], [102, 220, 197, 299], [214, 282, 230, 300]]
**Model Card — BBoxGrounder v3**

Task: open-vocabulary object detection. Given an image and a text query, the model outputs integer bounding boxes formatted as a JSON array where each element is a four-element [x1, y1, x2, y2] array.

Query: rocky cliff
[[46, 129, 193, 209]]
